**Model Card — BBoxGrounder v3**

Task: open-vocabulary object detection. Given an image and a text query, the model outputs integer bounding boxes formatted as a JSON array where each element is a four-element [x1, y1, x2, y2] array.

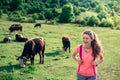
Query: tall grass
[[0, 20, 120, 80]]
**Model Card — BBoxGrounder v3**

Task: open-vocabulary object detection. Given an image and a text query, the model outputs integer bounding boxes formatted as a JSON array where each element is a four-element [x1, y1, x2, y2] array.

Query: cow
[[16, 37, 45, 67], [15, 34, 28, 42], [62, 36, 71, 53], [3, 37, 11, 43], [9, 24, 22, 34], [34, 23, 41, 28]]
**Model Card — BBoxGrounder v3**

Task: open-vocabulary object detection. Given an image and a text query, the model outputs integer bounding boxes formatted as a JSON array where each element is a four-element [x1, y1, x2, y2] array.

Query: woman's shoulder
[[75, 44, 82, 48]]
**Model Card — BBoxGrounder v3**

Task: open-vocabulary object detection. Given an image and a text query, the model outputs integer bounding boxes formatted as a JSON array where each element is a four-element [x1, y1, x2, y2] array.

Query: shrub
[[95, 5, 103, 13], [19, 17, 35, 23], [79, 7, 86, 12], [7, 14, 22, 22], [19, 17, 27, 23], [38, 13, 45, 20], [27, 17, 35, 23], [97, 12, 107, 21], [87, 16, 100, 26], [99, 19, 113, 27], [74, 17, 86, 25], [32, 13, 39, 20]]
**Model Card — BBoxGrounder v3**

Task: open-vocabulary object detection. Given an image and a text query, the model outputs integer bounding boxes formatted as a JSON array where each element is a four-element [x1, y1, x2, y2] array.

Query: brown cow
[[62, 36, 71, 53], [16, 37, 45, 67], [9, 24, 22, 33], [3, 37, 11, 43], [34, 23, 41, 28], [15, 34, 28, 42]]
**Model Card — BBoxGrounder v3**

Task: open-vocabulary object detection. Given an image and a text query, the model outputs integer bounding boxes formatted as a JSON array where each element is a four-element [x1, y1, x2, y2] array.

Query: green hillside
[[0, 20, 120, 80]]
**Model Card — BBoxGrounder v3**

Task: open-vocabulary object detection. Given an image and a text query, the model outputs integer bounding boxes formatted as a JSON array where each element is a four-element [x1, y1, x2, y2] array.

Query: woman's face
[[82, 34, 92, 45]]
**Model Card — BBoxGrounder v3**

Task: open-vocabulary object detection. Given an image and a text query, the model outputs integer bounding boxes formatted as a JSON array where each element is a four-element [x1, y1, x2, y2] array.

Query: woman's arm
[[92, 52, 104, 66], [72, 52, 83, 64]]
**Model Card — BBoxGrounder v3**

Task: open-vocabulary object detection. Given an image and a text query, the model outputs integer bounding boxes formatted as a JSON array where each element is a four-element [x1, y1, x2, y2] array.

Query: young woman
[[72, 30, 104, 80]]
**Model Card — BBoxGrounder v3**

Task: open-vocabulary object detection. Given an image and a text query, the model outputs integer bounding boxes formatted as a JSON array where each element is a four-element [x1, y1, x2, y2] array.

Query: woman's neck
[[84, 44, 91, 49], [83, 44, 92, 52]]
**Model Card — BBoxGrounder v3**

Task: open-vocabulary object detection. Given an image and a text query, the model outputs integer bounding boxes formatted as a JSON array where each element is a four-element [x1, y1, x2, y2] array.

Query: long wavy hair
[[83, 30, 103, 59]]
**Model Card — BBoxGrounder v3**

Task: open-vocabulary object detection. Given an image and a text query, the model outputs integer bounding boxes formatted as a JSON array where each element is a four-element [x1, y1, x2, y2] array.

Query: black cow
[[16, 38, 45, 67], [3, 37, 11, 43], [15, 34, 28, 42], [9, 24, 22, 33], [34, 23, 41, 28], [62, 36, 71, 53]]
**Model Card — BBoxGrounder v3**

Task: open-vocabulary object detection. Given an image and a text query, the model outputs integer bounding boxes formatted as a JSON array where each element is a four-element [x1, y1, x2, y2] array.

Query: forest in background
[[0, 0, 120, 27]]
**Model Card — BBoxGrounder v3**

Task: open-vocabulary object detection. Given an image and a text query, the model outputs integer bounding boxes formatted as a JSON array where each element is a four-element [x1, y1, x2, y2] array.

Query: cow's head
[[16, 56, 27, 67]]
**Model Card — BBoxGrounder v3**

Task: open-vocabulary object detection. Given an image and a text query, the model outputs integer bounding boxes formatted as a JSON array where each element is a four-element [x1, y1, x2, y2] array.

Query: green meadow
[[0, 20, 120, 80]]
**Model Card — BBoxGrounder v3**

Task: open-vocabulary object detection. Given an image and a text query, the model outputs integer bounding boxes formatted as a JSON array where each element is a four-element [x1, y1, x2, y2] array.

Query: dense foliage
[[0, 0, 120, 27], [59, 3, 74, 23]]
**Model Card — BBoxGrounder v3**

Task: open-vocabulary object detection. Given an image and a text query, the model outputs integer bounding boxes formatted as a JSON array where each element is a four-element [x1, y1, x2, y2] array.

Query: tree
[[59, 3, 75, 23], [99, 19, 113, 27], [87, 16, 99, 26], [9, 0, 23, 11], [44, 8, 54, 20], [97, 11, 107, 21], [95, 5, 103, 13], [73, 6, 80, 15]]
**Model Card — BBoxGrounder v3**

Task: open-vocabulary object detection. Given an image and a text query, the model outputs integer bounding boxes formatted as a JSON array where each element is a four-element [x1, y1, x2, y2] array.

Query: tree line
[[0, 0, 120, 27]]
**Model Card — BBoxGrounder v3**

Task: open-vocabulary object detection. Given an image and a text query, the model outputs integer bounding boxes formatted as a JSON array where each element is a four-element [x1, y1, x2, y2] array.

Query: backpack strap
[[79, 45, 82, 60], [93, 54, 96, 75], [77, 45, 82, 73]]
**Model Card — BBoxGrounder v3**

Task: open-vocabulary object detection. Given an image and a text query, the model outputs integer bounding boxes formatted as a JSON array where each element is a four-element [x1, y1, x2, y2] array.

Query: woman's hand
[[72, 53, 83, 64], [77, 59, 83, 64], [92, 53, 104, 66], [92, 61, 99, 66]]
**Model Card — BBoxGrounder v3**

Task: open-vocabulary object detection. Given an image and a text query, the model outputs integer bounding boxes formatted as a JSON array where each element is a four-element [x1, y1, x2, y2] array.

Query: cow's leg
[[41, 51, 44, 64], [40, 24, 41, 28], [41, 45, 45, 64], [69, 47, 71, 53], [68, 43, 71, 53], [39, 52, 43, 64], [39, 51, 44, 64], [30, 55, 35, 65]]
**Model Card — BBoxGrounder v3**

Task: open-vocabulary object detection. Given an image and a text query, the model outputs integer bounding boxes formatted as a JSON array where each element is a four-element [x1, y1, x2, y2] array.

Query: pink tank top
[[74, 45, 97, 76]]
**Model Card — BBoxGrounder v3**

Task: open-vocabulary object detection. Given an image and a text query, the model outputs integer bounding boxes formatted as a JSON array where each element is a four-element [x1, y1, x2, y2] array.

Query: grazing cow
[[15, 34, 28, 42], [3, 37, 11, 43], [62, 36, 71, 53], [9, 24, 22, 33], [16, 37, 45, 67], [34, 23, 41, 28]]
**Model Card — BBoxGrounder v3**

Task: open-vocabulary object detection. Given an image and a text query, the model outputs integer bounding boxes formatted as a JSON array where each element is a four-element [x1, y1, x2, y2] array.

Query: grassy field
[[0, 20, 120, 80]]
